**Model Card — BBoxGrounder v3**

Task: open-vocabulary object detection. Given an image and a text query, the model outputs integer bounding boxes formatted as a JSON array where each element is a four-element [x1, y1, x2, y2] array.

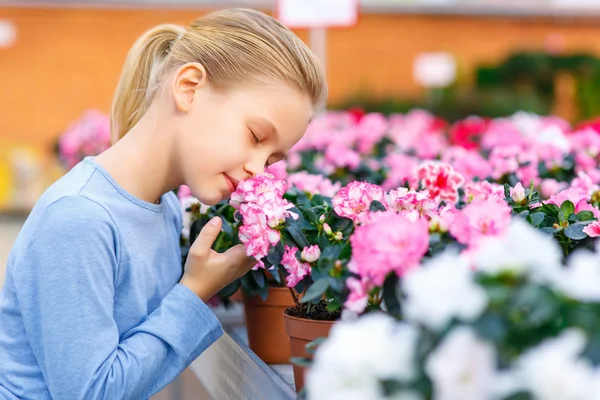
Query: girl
[[0, 8, 326, 399]]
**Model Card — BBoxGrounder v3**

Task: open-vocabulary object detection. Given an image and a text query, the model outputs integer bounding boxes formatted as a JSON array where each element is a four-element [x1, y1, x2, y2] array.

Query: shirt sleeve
[[13, 195, 223, 399]]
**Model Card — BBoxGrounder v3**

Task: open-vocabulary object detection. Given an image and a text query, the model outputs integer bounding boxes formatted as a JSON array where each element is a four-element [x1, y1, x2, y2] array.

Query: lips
[[223, 174, 239, 194]]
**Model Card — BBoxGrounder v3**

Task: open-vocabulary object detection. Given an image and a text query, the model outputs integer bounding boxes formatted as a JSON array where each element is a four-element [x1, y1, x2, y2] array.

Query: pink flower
[[540, 179, 569, 199], [281, 245, 311, 288], [547, 188, 600, 218], [355, 113, 389, 154], [332, 181, 386, 222], [238, 206, 281, 261], [343, 277, 371, 314], [266, 160, 288, 180], [571, 171, 600, 197], [387, 188, 437, 218], [230, 173, 287, 209], [430, 203, 458, 233], [177, 184, 192, 200], [232, 173, 299, 263], [382, 153, 419, 190], [416, 161, 465, 204], [301, 245, 321, 263], [287, 172, 341, 198], [511, 182, 527, 205], [463, 180, 504, 204], [583, 221, 600, 237], [349, 210, 429, 286], [449, 198, 512, 249], [441, 146, 492, 181], [324, 143, 361, 170]]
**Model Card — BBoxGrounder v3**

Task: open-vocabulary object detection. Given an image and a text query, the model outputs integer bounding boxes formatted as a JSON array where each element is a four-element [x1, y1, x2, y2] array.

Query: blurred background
[[3, 0, 600, 293], [2, 0, 600, 397]]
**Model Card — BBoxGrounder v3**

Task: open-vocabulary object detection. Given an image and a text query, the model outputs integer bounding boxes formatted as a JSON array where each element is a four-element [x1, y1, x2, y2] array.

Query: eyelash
[[249, 130, 260, 145]]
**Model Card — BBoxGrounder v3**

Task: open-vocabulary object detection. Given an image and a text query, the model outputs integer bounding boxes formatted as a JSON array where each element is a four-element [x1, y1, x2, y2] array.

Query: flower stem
[[279, 269, 300, 307]]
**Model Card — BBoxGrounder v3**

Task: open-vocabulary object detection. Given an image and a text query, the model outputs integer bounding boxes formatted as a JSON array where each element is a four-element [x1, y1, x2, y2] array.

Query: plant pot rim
[[283, 311, 338, 325]]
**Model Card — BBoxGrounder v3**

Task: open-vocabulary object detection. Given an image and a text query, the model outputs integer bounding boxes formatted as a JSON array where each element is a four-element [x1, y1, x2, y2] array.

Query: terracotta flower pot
[[242, 287, 296, 364], [283, 313, 334, 392]]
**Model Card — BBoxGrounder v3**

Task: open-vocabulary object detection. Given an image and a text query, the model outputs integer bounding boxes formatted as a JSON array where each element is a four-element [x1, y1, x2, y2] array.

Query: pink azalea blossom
[[387, 188, 437, 218], [230, 172, 287, 208], [332, 181, 387, 222], [449, 198, 512, 249], [287, 172, 341, 198], [349, 210, 429, 286], [301, 245, 321, 263], [416, 161, 465, 204], [266, 160, 288, 180], [177, 185, 192, 200], [430, 203, 458, 233], [237, 205, 281, 261], [570, 171, 600, 197], [441, 146, 492, 181], [343, 277, 371, 314], [281, 245, 311, 288], [540, 179, 569, 199], [583, 221, 600, 237], [463, 180, 504, 203], [511, 182, 527, 205], [355, 113, 389, 154], [382, 153, 419, 190], [547, 188, 600, 218], [324, 143, 361, 171]]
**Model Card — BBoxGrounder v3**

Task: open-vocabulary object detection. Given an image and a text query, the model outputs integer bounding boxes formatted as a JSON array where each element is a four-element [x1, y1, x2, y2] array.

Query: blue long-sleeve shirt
[[0, 157, 223, 399]]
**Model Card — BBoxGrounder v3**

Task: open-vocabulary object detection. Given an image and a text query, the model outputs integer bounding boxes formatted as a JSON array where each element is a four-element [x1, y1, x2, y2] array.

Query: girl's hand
[[180, 217, 255, 302]]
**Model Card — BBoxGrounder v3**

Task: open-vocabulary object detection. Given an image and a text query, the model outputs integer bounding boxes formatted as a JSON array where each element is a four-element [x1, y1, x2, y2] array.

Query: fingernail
[[209, 217, 221, 226]]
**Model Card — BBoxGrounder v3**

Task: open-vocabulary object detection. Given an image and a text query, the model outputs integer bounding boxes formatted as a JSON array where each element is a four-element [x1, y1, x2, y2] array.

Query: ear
[[172, 62, 208, 113]]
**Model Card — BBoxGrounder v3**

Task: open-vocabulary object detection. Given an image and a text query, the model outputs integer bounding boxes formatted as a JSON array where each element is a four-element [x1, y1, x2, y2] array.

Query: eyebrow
[[257, 117, 279, 139]]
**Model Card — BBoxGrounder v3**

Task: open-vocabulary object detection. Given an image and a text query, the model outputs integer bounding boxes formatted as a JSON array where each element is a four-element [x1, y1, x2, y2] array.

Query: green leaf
[[305, 337, 327, 353], [321, 243, 343, 261], [560, 200, 575, 219], [286, 223, 310, 249], [339, 243, 352, 260], [582, 333, 600, 366], [326, 300, 342, 313], [504, 183, 511, 200], [300, 278, 330, 303], [369, 200, 387, 212], [504, 392, 534, 400], [541, 203, 560, 216], [518, 210, 530, 219], [266, 241, 285, 265], [330, 217, 353, 234], [303, 209, 319, 225], [565, 223, 588, 240], [382, 274, 402, 317], [528, 212, 545, 227], [471, 313, 507, 342], [577, 210, 596, 222], [252, 269, 266, 288], [218, 279, 241, 299]]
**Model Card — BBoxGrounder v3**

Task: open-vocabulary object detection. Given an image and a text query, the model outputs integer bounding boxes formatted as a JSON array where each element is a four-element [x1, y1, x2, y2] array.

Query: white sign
[[413, 52, 457, 89], [277, 0, 359, 28], [0, 20, 16, 49]]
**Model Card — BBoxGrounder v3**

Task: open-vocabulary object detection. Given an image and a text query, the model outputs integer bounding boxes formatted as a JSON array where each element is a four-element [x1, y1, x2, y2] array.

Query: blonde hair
[[110, 8, 327, 142]]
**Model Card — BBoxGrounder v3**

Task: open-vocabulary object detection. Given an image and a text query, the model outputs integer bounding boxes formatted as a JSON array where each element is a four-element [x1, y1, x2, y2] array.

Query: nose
[[243, 156, 267, 178]]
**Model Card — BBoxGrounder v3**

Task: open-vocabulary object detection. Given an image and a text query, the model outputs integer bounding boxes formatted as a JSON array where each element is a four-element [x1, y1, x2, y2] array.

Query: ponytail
[[110, 24, 185, 143]]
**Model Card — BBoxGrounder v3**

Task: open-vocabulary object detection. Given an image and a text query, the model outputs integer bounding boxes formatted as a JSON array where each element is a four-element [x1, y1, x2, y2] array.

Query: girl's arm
[[13, 195, 223, 399]]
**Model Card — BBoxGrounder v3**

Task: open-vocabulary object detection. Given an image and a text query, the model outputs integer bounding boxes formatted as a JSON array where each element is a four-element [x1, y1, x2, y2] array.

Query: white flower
[[538, 125, 571, 152], [306, 313, 419, 400], [180, 196, 209, 240], [553, 248, 600, 302], [402, 251, 487, 331], [517, 329, 596, 400], [473, 218, 562, 282], [425, 326, 497, 400]]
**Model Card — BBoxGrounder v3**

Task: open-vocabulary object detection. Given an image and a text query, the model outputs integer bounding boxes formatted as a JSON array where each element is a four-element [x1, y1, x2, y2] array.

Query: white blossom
[[553, 247, 600, 302], [306, 313, 419, 400], [473, 218, 562, 282], [516, 329, 596, 400], [425, 326, 497, 400], [402, 251, 487, 331]]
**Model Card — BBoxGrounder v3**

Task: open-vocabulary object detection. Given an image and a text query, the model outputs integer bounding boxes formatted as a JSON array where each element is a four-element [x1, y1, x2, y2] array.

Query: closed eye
[[249, 129, 260, 145]]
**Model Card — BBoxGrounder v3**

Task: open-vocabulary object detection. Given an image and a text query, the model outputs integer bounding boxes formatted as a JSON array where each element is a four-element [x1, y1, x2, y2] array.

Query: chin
[[196, 190, 228, 206]]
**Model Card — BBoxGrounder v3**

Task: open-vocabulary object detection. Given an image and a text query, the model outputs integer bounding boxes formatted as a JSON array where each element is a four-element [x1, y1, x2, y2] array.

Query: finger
[[223, 244, 251, 265], [188, 217, 222, 262]]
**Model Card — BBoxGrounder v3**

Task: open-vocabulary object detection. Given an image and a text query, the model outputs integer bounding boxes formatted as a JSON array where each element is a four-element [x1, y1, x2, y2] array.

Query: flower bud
[[319, 214, 326, 224], [333, 231, 343, 241], [511, 182, 526, 205], [323, 223, 333, 236], [301, 245, 321, 263]]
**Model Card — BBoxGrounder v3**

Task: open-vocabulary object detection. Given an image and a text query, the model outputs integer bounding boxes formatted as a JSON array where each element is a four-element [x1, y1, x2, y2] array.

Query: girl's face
[[171, 64, 313, 205]]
